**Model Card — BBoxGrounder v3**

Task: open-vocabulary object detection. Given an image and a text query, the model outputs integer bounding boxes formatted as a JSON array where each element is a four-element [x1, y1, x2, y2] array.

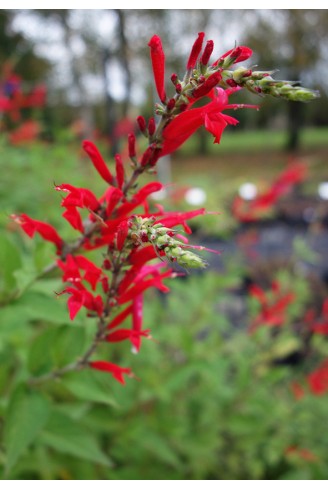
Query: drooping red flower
[[285, 446, 318, 462], [232, 161, 307, 223], [62, 285, 104, 320], [117, 272, 172, 305], [11, 213, 63, 253], [89, 360, 134, 385], [307, 359, 328, 395], [8, 120, 41, 145], [55, 183, 100, 212], [248, 281, 295, 333], [115, 182, 163, 218], [107, 304, 134, 330], [105, 293, 151, 353], [212, 46, 253, 67], [290, 381, 305, 401], [161, 87, 256, 156], [309, 299, 328, 336], [148, 35, 166, 103], [57, 254, 103, 291]]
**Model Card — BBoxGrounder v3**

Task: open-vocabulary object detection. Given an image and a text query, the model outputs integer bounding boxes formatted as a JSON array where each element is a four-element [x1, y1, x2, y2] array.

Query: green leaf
[[39, 411, 112, 466], [51, 325, 87, 368], [4, 386, 50, 473], [62, 370, 118, 407], [0, 234, 22, 296], [28, 328, 58, 376]]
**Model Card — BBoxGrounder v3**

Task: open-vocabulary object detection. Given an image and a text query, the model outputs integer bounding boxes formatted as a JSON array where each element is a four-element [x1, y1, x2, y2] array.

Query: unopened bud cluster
[[129, 217, 207, 269], [224, 67, 320, 102]]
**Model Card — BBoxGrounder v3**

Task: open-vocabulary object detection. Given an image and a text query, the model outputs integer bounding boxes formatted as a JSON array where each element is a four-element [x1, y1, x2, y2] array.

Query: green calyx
[[129, 217, 207, 269]]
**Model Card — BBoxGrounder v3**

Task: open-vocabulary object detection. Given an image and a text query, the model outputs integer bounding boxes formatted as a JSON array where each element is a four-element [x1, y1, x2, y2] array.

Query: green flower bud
[[177, 251, 207, 269]]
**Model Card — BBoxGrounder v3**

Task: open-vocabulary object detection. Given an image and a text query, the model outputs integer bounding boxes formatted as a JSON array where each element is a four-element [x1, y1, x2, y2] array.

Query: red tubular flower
[[128, 133, 136, 159], [62, 206, 84, 232], [137, 116, 147, 133], [201, 40, 214, 65], [131, 294, 144, 352], [148, 117, 156, 136], [115, 182, 163, 217], [232, 161, 307, 223], [107, 304, 134, 330], [63, 286, 104, 320], [117, 270, 173, 305], [290, 381, 305, 401], [192, 71, 222, 99], [161, 88, 257, 156], [285, 446, 318, 462], [105, 328, 151, 350], [11, 213, 63, 253], [148, 35, 166, 103], [101, 187, 124, 216], [187, 32, 205, 69], [115, 154, 125, 189], [212, 46, 253, 67], [307, 360, 328, 395], [58, 254, 104, 291], [129, 245, 161, 268], [140, 145, 155, 167], [311, 299, 328, 335], [116, 219, 129, 251], [89, 361, 134, 385], [118, 263, 166, 296], [82, 140, 114, 184], [55, 183, 100, 211], [248, 282, 295, 333]]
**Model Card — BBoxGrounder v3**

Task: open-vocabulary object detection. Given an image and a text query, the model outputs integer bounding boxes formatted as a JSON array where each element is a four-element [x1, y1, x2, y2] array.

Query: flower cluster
[[0, 61, 46, 143], [232, 160, 307, 223], [11, 33, 317, 384], [248, 280, 295, 334]]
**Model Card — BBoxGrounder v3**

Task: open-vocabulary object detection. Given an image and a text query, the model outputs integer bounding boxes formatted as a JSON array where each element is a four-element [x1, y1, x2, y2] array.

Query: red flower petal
[[82, 140, 114, 184], [187, 32, 205, 69], [148, 35, 166, 103], [89, 360, 133, 384]]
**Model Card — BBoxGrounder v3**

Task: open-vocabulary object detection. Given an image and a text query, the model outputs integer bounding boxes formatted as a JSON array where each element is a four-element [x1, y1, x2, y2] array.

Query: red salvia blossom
[[62, 285, 104, 320], [248, 281, 295, 333], [201, 40, 214, 65], [232, 160, 307, 222], [89, 361, 134, 385], [212, 46, 253, 67], [285, 446, 318, 462], [192, 71, 222, 99], [11, 213, 63, 253], [161, 87, 257, 156], [148, 35, 166, 103], [115, 154, 125, 189], [82, 140, 114, 184], [57, 254, 103, 290], [8, 120, 41, 145], [307, 359, 328, 396], [186, 32, 205, 69], [307, 299, 328, 336]]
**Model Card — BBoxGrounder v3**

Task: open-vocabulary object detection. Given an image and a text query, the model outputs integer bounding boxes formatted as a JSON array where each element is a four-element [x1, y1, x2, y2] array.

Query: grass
[[177, 126, 328, 155]]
